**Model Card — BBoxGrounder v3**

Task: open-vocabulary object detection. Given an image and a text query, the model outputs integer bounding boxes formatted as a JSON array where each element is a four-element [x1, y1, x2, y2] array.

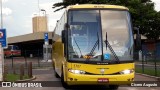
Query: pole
[[154, 40, 157, 76], [38, 49, 40, 67], [0, 44, 4, 81], [20, 64, 24, 80], [0, 0, 3, 28], [154, 58, 157, 76], [24, 50, 27, 67], [11, 51, 14, 68], [46, 45, 48, 61], [28, 62, 32, 78], [38, 0, 40, 15], [37, 0, 40, 32], [142, 51, 144, 73]]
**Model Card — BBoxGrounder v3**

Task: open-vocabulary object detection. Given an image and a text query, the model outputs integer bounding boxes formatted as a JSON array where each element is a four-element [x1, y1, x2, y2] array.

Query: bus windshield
[[68, 10, 134, 62]]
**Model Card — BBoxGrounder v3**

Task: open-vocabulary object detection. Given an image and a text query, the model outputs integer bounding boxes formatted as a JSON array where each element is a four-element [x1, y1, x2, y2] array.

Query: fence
[[4, 50, 53, 77], [135, 42, 160, 77], [4, 47, 159, 77]]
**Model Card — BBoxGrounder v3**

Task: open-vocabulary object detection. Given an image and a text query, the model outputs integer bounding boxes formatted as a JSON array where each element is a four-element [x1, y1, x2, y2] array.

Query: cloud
[[39, 2, 55, 15], [2, 0, 8, 3], [2, 0, 12, 15], [2, 7, 12, 15], [39, 2, 64, 15], [152, 0, 160, 11], [24, 20, 32, 28], [30, 2, 64, 31], [21, 2, 27, 6]]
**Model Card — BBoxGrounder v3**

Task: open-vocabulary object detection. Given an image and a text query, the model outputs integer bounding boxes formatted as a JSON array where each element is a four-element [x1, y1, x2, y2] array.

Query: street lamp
[[40, 9, 46, 16], [38, 0, 40, 15], [0, 0, 3, 29]]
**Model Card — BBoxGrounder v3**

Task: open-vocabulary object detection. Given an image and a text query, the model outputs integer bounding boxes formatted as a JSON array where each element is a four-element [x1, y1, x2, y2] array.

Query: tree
[[52, 0, 107, 12], [53, 0, 160, 40]]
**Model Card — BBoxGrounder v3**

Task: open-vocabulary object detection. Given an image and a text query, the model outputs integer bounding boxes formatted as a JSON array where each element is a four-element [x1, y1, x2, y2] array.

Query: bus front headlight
[[68, 69, 86, 74], [120, 69, 134, 74]]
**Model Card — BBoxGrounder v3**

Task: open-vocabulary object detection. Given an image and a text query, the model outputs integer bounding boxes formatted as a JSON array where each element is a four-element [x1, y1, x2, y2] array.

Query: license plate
[[97, 78, 109, 83]]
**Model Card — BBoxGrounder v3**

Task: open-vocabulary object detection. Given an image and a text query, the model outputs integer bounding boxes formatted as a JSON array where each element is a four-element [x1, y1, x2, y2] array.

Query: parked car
[[4, 45, 21, 57]]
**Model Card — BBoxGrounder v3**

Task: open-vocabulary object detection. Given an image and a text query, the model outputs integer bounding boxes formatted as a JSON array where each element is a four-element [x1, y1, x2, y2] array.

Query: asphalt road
[[1, 68, 160, 90]]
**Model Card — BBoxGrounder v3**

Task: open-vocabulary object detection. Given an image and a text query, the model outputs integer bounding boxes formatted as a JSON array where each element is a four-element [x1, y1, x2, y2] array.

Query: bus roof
[[67, 4, 129, 10]]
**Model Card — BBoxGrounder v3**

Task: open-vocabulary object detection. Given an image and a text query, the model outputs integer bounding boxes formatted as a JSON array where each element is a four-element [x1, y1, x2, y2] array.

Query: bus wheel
[[55, 72, 60, 78], [108, 85, 119, 90], [52, 63, 60, 78], [61, 72, 70, 89]]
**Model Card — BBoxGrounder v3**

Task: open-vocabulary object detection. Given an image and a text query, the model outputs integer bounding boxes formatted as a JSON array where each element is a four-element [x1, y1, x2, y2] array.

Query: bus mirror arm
[[105, 32, 108, 50], [134, 27, 141, 50], [62, 30, 66, 43]]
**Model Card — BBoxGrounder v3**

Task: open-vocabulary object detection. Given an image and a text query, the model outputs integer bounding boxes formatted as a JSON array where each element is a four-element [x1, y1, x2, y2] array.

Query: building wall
[[8, 32, 52, 44], [32, 16, 48, 33], [142, 40, 160, 60]]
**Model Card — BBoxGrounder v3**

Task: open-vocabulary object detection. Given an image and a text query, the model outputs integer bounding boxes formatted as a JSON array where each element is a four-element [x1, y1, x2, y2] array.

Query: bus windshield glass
[[68, 10, 134, 62], [101, 10, 134, 61]]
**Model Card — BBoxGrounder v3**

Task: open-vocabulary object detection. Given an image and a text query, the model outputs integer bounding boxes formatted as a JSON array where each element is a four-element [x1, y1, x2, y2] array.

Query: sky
[[1, 0, 160, 37]]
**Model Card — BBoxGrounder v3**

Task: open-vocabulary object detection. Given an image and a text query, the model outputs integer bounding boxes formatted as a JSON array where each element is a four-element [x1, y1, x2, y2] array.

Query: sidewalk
[[136, 63, 160, 67], [135, 74, 158, 81], [135, 61, 160, 66]]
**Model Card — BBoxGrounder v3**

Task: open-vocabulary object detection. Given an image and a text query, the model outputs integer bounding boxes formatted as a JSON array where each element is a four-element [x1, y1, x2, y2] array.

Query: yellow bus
[[52, 4, 135, 89]]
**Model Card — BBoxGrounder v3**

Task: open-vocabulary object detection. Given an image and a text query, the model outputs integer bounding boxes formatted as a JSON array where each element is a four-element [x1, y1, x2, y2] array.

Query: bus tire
[[55, 71, 60, 78], [109, 85, 119, 90], [52, 62, 60, 78], [61, 71, 70, 89]]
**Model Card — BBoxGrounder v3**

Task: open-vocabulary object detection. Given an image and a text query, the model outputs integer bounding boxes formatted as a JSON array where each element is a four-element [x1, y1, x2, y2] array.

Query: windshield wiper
[[105, 32, 120, 63], [86, 32, 99, 61], [73, 37, 83, 58]]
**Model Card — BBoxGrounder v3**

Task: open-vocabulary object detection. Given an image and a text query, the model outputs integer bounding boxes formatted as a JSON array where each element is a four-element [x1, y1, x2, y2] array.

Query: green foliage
[[6, 74, 19, 82], [6, 74, 29, 82], [136, 67, 160, 76], [52, 0, 107, 12], [53, 0, 160, 40]]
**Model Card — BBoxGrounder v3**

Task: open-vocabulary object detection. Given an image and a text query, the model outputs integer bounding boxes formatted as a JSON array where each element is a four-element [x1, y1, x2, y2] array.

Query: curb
[[15, 76, 36, 83], [136, 73, 160, 81], [33, 67, 53, 70]]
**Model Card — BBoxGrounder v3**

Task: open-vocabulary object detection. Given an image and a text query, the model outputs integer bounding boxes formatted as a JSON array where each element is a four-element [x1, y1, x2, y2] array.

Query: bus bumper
[[66, 72, 134, 85]]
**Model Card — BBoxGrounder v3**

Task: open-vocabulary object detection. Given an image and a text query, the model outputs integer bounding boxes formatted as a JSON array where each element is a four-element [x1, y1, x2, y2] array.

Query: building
[[6, 15, 51, 58], [7, 32, 52, 57], [32, 16, 48, 33]]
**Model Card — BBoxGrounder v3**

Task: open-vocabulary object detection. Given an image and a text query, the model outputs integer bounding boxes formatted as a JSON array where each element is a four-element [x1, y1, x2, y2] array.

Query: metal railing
[[135, 47, 160, 77], [4, 50, 52, 75]]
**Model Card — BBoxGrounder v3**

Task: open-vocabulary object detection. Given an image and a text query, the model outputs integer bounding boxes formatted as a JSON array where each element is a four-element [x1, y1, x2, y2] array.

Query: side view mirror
[[62, 30, 67, 43], [134, 27, 141, 50]]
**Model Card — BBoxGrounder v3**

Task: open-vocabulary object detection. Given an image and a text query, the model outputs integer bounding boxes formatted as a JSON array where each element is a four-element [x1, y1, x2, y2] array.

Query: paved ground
[[1, 58, 160, 90], [33, 68, 159, 81], [1, 68, 160, 90]]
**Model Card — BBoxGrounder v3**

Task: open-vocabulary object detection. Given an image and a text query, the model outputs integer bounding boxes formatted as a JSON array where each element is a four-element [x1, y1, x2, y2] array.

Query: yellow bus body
[[52, 4, 134, 87], [64, 62, 134, 85], [67, 4, 128, 10]]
